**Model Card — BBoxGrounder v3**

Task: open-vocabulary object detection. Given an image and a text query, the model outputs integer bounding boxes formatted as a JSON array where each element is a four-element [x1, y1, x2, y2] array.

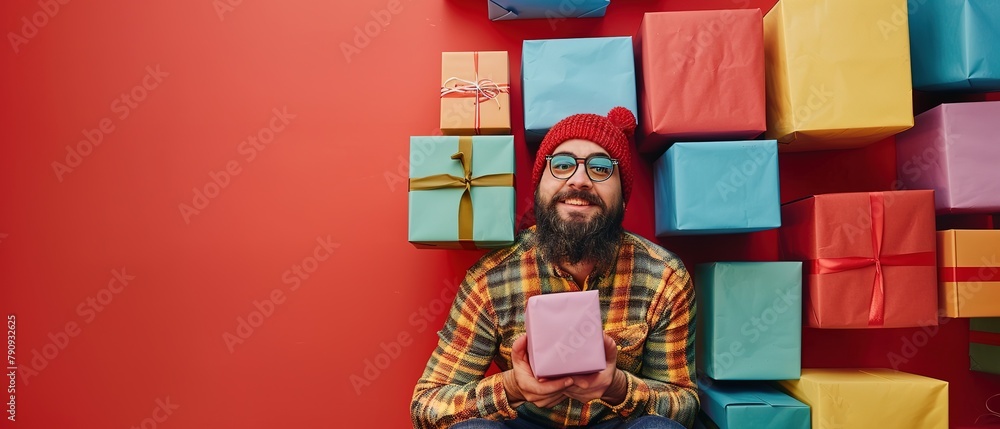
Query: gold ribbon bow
[[408, 136, 514, 248]]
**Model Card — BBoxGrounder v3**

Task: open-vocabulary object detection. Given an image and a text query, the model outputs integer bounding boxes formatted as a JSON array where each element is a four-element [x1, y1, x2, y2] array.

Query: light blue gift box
[[654, 141, 780, 236], [697, 380, 810, 429], [521, 37, 637, 144], [408, 136, 515, 249], [696, 262, 802, 380], [489, 0, 609, 20], [909, 0, 1000, 91]]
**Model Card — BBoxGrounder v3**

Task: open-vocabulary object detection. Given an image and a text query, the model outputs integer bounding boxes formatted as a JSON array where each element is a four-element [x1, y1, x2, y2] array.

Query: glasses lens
[[549, 155, 578, 179], [586, 157, 614, 181]]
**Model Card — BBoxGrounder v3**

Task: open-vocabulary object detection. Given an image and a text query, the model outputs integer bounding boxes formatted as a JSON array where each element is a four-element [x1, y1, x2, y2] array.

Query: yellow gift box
[[776, 369, 948, 428], [764, 0, 914, 151], [938, 230, 1000, 318]]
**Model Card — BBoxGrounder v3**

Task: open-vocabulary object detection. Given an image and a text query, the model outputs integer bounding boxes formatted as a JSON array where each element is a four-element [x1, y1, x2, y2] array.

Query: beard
[[534, 188, 625, 269]]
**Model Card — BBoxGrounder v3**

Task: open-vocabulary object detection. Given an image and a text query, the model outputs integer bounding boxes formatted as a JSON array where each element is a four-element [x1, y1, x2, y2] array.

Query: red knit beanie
[[531, 106, 637, 204]]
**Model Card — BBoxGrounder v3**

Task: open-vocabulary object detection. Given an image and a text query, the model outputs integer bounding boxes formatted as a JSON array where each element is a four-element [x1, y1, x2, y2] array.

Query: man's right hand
[[503, 334, 574, 409]]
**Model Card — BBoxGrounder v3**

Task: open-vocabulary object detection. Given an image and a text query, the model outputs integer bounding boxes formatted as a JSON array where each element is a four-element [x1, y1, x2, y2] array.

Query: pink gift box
[[525, 290, 606, 378], [896, 101, 1000, 214]]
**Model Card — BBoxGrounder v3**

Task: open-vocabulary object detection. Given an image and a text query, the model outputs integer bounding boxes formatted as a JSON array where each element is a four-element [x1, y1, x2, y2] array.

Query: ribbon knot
[[441, 77, 508, 106]]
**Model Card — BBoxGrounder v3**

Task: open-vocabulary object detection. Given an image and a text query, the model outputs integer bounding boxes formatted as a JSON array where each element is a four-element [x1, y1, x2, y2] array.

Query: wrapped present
[[635, 10, 765, 153], [776, 368, 948, 429], [909, 0, 1000, 91], [440, 51, 510, 135], [654, 141, 780, 236], [779, 190, 937, 328], [522, 37, 637, 144], [971, 318, 1000, 374], [525, 290, 605, 378], [938, 230, 1000, 318], [896, 101, 1000, 214], [764, 0, 913, 151], [408, 136, 515, 249], [698, 380, 810, 429], [696, 262, 802, 380], [488, 0, 608, 21]]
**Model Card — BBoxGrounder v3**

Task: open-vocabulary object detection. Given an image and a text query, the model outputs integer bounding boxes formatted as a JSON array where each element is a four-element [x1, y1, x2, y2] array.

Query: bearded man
[[411, 107, 698, 429]]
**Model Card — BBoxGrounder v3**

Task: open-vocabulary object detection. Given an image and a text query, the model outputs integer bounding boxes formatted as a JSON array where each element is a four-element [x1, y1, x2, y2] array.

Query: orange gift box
[[440, 51, 510, 135], [938, 230, 1000, 318], [635, 9, 766, 154], [779, 190, 938, 328]]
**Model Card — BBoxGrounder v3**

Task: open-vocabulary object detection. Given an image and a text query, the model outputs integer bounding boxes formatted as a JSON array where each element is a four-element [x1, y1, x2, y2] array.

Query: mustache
[[551, 189, 605, 209]]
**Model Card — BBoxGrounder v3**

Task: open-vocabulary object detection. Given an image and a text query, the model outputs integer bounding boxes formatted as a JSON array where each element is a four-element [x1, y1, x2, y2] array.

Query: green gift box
[[408, 135, 515, 249], [971, 317, 1000, 374], [696, 262, 802, 380]]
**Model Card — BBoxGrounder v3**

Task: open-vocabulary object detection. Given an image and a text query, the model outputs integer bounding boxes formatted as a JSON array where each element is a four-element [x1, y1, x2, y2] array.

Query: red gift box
[[634, 9, 766, 154], [779, 190, 938, 328]]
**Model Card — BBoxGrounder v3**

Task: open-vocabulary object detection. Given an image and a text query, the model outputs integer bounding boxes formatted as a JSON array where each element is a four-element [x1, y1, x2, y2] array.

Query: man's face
[[536, 139, 623, 224], [534, 139, 625, 267]]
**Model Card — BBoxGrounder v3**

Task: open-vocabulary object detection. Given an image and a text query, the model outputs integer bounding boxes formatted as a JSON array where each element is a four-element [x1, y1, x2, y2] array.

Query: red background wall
[[1, 0, 998, 427]]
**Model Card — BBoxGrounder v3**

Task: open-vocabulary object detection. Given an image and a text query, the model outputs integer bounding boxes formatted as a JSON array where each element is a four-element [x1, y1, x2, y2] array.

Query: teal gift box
[[408, 136, 515, 249], [489, 0, 609, 20], [909, 0, 1000, 91], [654, 141, 780, 236], [971, 317, 1000, 374], [696, 262, 802, 380], [521, 37, 637, 144], [697, 379, 810, 429]]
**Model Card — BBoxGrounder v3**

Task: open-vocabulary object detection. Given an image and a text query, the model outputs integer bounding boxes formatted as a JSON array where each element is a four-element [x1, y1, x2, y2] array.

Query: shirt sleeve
[[598, 264, 699, 427], [410, 274, 518, 429]]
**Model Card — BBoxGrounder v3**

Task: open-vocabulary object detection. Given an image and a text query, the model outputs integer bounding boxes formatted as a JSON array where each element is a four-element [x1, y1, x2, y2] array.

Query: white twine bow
[[440, 76, 507, 107]]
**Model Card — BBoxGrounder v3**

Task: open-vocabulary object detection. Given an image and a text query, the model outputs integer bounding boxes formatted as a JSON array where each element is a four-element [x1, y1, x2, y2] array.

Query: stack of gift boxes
[[407, 0, 1000, 426]]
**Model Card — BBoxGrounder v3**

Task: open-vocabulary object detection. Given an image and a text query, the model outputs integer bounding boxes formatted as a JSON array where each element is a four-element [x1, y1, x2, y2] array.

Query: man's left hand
[[564, 333, 625, 403]]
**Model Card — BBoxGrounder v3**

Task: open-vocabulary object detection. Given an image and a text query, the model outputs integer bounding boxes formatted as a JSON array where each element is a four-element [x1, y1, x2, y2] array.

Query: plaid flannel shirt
[[411, 226, 698, 428]]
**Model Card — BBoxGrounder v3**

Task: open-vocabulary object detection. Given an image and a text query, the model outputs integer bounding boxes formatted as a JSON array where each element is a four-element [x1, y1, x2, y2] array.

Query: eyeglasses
[[546, 154, 618, 182]]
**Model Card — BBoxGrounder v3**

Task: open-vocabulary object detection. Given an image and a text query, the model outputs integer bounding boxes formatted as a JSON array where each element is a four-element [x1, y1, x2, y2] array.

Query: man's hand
[[503, 334, 573, 409], [564, 334, 626, 404]]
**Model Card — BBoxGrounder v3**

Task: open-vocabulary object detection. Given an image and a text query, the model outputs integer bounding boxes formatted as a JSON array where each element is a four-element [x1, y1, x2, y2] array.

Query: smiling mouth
[[561, 198, 594, 207]]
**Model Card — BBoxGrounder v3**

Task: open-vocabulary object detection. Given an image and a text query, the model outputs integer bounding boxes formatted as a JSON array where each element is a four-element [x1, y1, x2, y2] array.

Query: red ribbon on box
[[808, 193, 935, 326], [940, 267, 1000, 282], [440, 52, 510, 135], [971, 330, 1000, 346]]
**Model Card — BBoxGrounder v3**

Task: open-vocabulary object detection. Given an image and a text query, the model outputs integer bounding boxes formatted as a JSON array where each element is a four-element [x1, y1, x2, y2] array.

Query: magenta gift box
[[896, 101, 1000, 214], [525, 290, 606, 378]]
